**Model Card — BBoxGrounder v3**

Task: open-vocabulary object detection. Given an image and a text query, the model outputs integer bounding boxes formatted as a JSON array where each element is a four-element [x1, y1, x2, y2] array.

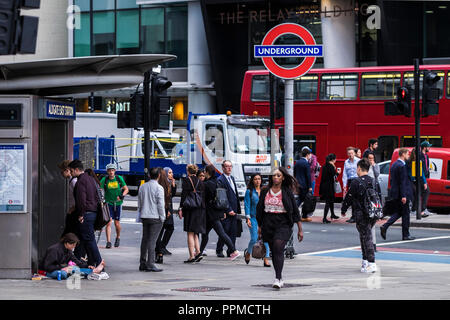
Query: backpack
[[314, 162, 321, 178], [214, 182, 229, 211], [359, 178, 383, 220]]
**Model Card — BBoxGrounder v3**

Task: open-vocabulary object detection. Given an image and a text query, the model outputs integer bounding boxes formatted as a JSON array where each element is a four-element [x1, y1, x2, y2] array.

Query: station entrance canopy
[[0, 54, 176, 95]]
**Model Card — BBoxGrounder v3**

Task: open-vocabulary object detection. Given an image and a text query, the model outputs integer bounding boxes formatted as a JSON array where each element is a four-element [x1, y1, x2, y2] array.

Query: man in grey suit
[[138, 167, 166, 272]]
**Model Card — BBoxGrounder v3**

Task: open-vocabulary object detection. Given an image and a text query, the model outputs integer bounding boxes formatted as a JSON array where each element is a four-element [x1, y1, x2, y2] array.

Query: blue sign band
[[45, 101, 76, 120], [254, 45, 323, 57]]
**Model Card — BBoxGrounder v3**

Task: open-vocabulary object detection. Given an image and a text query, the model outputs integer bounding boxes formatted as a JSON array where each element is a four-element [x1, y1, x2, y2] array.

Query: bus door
[[201, 121, 225, 172], [376, 136, 399, 163]]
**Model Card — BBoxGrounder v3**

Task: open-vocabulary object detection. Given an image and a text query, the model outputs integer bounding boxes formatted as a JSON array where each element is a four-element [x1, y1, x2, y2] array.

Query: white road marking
[[299, 236, 450, 256]]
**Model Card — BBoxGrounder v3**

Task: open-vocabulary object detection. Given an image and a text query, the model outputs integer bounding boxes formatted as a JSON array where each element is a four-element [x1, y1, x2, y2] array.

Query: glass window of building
[[320, 73, 358, 100], [93, 11, 115, 55], [360, 72, 401, 100], [117, 10, 139, 54], [294, 75, 318, 100], [74, 0, 90, 11], [166, 6, 188, 68], [117, 0, 139, 9], [141, 8, 165, 54], [93, 0, 115, 11], [74, 13, 90, 57], [251, 75, 269, 101], [403, 71, 444, 99]]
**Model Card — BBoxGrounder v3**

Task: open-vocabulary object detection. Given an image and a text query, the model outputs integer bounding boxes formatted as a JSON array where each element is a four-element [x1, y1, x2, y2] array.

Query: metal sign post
[[414, 59, 422, 220], [284, 79, 294, 175], [143, 71, 151, 182]]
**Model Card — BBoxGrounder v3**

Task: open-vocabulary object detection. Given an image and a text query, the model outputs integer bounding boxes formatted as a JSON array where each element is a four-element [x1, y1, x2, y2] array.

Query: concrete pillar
[[188, 1, 215, 114], [320, 0, 356, 68]]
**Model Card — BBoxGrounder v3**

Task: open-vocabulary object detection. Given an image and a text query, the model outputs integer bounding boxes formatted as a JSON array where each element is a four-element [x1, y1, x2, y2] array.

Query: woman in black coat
[[256, 167, 304, 289], [199, 164, 239, 259], [179, 164, 206, 263], [319, 153, 341, 223]]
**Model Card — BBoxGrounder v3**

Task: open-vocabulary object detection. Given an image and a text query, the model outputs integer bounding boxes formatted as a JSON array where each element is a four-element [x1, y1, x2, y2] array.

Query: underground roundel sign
[[254, 23, 323, 79]]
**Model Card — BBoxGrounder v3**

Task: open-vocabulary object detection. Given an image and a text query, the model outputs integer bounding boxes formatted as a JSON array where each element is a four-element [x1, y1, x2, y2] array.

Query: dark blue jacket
[[217, 174, 241, 215], [389, 159, 413, 201], [294, 158, 311, 190]]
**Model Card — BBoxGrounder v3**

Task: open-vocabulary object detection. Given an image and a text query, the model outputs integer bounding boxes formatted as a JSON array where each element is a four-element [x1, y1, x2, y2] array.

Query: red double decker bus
[[240, 65, 449, 200]]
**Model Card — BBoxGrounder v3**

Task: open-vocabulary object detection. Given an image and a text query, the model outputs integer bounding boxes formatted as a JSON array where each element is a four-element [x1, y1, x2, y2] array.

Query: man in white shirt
[[343, 147, 360, 223]]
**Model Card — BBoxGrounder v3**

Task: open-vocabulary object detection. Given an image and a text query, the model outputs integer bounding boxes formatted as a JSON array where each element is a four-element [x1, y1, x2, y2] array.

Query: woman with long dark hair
[[155, 167, 176, 263], [319, 153, 341, 223], [256, 167, 304, 289], [244, 174, 271, 267]]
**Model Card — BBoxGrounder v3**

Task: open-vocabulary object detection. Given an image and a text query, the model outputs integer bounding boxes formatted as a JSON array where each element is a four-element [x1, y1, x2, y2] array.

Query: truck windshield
[[227, 125, 271, 154]]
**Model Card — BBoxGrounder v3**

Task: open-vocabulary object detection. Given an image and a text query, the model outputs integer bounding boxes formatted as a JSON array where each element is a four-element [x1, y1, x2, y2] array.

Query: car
[[377, 160, 391, 204]]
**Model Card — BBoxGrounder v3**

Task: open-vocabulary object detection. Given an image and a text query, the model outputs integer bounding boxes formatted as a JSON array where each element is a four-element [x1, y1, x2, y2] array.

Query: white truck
[[73, 112, 280, 197]]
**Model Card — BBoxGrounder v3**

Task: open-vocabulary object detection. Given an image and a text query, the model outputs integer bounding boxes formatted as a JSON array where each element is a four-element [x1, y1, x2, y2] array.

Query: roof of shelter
[[0, 54, 176, 96]]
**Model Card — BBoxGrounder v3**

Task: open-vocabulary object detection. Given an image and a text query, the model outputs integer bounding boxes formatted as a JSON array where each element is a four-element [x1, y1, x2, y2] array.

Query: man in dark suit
[[294, 147, 312, 220], [380, 148, 415, 241], [216, 160, 241, 257]]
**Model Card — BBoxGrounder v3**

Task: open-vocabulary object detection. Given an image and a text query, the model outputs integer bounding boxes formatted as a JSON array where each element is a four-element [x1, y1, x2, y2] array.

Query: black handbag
[[182, 177, 202, 210], [302, 191, 317, 215], [94, 183, 111, 230], [251, 240, 267, 259]]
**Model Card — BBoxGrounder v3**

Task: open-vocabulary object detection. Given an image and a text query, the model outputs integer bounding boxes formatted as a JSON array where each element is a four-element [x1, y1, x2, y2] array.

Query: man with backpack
[[341, 159, 382, 273], [100, 163, 129, 249]]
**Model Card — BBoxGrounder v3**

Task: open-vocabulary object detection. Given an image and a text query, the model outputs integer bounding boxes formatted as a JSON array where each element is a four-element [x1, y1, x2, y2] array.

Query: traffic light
[[0, 0, 40, 55], [422, 71, 440, 117], [150, 75, 172, 130], [275, 77, 285, 119], [384, 86, 411, 117], [130, 93, 144, 129]]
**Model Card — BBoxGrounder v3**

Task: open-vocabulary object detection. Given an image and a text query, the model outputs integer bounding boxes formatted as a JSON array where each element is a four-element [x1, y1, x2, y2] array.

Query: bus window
[[375, 136, 398, 163], [251, 75, 269, 101], [401, 136, 443, 148], [447, 72, 450, 98], [293, 135, 316, 160], [294, 75, 318, 100], [319, 73, 358, 100], [204, 124, 225, 158], [447, 161, 450, 180], [403, 71, 444, 99], [360, 72, 401, 100]]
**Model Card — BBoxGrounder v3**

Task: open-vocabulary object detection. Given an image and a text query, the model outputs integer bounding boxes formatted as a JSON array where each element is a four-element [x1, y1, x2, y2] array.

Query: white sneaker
[[425, 209, 433, 215], [364, 262, 377, 273], [272, 279, 281, 289], [279, 279, 284, 288], [361, 260, 369, 273], [410, 210, 416, 216]]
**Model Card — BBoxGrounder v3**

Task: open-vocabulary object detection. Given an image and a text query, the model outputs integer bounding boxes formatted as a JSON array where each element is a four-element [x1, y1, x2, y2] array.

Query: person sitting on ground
[[39, 233, 105, 280]]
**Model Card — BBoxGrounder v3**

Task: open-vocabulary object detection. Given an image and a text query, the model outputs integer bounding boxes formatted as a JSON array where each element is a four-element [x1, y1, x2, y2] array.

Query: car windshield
[[227, 124, 272, 154]]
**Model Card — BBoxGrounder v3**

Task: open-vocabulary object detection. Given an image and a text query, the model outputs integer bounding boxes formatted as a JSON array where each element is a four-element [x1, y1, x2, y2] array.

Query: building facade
[[69, 0, 450, 120]]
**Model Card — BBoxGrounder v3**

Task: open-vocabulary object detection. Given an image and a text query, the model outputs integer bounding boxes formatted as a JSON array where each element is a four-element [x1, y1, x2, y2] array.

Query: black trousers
[[200, 219, 235, 254], [356, 220, 376, 263], [216, 215, 237, 256], [383, 200, 411, 238], [155, 223, 174, 254]]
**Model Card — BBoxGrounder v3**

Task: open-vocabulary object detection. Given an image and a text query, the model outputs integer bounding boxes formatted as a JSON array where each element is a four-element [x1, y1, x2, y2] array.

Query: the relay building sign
[[254, 23, 322, 79]]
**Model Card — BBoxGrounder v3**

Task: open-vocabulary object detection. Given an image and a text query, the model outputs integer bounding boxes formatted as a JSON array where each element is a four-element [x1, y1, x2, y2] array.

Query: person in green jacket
[[100, 163, 129, 248]]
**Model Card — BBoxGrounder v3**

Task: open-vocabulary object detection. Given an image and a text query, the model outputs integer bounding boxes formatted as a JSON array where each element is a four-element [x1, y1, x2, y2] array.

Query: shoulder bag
[[94, 181, 111, 231], [182, 177, 202, 210]]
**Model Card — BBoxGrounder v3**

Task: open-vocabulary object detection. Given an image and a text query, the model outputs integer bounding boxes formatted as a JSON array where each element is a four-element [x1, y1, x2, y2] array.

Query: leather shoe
[[244, 249, 250, 265], [322, 218, 331, 224], [139, 264, 147, 272], [147, 264, 163, 272], [402, 236, 416, 241], [380, 226, 387, 240], [161, 248, 172, 255], [346, 218, 355, 223], [216, 252, 225, 258]]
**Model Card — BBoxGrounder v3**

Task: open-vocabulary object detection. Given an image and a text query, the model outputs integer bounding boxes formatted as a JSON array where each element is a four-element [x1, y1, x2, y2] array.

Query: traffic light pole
[[143, 71, 151, 182], [414, 59, 422, 220]]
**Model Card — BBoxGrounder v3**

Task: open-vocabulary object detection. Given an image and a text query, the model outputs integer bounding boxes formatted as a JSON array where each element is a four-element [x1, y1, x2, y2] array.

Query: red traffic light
[[401, 89, 406, 99]]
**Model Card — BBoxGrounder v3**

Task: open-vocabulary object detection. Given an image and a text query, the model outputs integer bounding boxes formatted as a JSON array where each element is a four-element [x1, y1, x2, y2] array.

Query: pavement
[[0, 198, 448, 301]]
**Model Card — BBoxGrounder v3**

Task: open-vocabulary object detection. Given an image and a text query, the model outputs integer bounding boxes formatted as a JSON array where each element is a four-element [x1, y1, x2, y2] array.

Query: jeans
[[74, 211, 102, 267], [356, 221, 376, 263], [247, 217, 270, 258], [216, 215, 237, 256], [200, 219, 235, 254], [140, 218, 163, 267]]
